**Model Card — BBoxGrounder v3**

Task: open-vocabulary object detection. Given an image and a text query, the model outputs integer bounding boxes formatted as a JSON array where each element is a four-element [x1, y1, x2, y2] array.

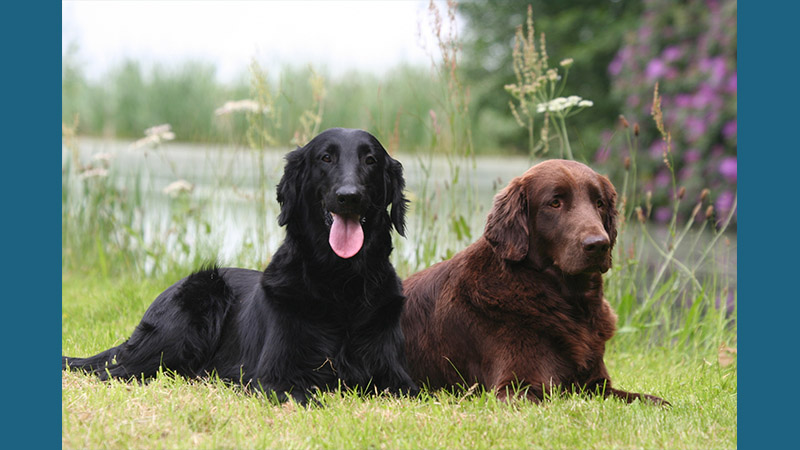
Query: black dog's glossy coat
[[63, 128, 418, 404]]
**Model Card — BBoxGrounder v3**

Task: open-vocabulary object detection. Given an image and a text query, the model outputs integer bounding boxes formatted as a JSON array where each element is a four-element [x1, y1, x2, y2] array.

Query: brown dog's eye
[[365, 155, 377, 165], [549, 199, 561, 208], [596, 199, 604, 208], [321, 154, 332, 163]]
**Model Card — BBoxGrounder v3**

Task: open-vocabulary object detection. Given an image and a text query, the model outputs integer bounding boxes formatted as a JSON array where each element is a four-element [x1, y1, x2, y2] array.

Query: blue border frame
[[28, 0, 791, 447], [4, 1, 60, 447], [738, 1, 794, 449]]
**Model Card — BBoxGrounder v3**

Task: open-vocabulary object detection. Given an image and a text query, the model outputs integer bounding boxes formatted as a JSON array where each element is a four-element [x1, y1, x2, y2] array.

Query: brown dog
[[401, 159, 667, 405]]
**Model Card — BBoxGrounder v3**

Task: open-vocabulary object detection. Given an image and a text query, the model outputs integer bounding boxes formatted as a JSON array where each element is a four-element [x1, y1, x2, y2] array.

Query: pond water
[[64, 138, 533, 268], [66, 138, 532, 206], [63, 137, 736, 288]]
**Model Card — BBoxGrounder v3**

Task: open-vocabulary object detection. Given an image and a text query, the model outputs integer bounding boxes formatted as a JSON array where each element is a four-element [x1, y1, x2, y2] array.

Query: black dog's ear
[[599, 174, 618, 249], [484, 178, 529, 262], [385, 155, 408, 237], [277, 146, 307, 227]]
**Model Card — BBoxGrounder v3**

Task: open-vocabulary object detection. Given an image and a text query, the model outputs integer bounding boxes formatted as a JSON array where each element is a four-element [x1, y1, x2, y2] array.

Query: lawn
[[62, 272, 736, 450]]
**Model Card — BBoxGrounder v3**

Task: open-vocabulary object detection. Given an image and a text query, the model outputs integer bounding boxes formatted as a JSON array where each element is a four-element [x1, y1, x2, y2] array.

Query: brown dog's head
[[484, 159, 618, 274]]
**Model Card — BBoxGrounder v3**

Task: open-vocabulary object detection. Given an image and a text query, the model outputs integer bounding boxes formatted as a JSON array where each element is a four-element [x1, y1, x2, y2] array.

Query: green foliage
[[602, 87, 736, 351], [62, 58, 246, 143], [458, 0, 643, 156], [61, 53, 443, 152]]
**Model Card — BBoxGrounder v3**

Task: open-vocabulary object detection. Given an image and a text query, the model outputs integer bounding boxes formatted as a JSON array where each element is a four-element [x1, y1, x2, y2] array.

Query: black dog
[[63, 128, 418, 404]]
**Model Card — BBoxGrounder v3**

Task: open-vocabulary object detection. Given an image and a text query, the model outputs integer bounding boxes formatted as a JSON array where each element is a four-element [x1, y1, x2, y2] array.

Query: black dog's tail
[[62, 345, 123, 378]]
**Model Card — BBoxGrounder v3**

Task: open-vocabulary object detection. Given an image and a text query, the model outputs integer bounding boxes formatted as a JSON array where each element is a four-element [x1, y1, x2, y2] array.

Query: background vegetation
[[62, 0, 737, 227], [62, 1, 737, 448]]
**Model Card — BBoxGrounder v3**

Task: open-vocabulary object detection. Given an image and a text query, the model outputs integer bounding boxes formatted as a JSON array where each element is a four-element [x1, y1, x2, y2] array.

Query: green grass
[[62, 270, 736, 450], [62, 365, 735, 449]]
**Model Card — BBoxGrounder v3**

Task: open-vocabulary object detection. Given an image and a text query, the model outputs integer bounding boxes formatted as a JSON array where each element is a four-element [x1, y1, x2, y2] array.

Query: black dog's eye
[[365, 155, 377, 165], [321, 154, 332, 163], [549, 199, 561, 209]]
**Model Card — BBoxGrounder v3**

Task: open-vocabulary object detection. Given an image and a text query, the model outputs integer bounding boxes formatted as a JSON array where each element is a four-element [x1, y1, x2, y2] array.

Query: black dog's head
[[277, 128, 407, 259]]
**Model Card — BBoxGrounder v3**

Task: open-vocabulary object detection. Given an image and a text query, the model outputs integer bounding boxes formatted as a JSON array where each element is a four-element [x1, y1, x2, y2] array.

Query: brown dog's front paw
[[642, 393, 671, 407], [607, 387, 670, 407]]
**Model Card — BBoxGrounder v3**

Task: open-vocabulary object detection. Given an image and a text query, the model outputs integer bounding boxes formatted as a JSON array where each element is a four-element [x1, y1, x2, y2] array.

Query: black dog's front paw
[[384, 379, 419, 398], [291, 391, 324, 408], [401, 382, 420, 398]]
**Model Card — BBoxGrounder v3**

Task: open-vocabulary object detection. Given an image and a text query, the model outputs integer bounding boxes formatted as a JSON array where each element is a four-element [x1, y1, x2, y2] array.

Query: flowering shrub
[[607, 0, 737, 225]]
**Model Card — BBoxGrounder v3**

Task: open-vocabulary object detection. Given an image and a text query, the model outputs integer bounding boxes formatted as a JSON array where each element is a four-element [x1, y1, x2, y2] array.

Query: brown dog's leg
[[606, 387, 670, 406], [586, 375, 670, 406], [494, 381, 547, 403]]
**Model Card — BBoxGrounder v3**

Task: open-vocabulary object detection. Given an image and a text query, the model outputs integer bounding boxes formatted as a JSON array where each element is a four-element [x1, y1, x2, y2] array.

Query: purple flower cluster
[[606, 0, 737, 225]]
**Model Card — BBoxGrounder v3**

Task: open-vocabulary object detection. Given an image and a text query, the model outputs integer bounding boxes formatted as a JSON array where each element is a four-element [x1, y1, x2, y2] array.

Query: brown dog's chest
[[464, 283, 616, 389]]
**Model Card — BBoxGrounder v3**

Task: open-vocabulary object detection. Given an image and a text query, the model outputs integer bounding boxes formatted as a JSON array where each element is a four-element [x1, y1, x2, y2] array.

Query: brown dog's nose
[[582, 235, 610, 255]]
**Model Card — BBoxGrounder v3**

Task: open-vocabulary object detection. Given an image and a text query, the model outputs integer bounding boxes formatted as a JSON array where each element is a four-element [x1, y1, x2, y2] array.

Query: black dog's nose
[[582, 235, 610, 255], [336, 187, 362, 209]]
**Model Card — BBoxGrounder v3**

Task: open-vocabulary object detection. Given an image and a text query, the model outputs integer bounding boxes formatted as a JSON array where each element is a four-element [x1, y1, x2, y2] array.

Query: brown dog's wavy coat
[[402, 159, 667, 405]]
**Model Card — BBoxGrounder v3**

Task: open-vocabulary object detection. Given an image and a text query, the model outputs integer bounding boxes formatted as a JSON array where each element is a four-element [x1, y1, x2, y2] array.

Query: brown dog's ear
[[484, 178, 529, 262], [600, 175, 618, 249]]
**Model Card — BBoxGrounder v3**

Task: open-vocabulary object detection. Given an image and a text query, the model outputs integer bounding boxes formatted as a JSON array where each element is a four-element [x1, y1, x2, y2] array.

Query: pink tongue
[[329, 213, 364, 258]]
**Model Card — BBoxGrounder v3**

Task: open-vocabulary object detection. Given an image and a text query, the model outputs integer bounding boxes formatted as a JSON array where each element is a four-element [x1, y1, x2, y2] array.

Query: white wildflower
[[145, 124, 173, 138], [79, 167, 108, 179], [215, 99, 270, 116], [536, 96, 592, 114], [559, 58, 574, 68], [131, 124, 175, 149], [536, 102, 549, 113], [163, 179, 194, 197], [91, 152, 114, 163], [536, 97, 569, 113]]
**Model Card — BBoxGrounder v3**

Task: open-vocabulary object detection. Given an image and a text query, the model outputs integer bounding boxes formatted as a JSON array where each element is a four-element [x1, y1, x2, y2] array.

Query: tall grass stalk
[[504, 6, 594, 161], [402, 0, 481, 271], [606, 83, 735, 352]]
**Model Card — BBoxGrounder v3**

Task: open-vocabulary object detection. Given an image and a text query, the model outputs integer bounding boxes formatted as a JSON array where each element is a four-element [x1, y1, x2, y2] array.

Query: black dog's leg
[[374, 346, 419, 397], [62, 346, 123, 375], [62, 325, 176, 382], [63, 267, 235, 382], [245, 378, 321, 407], [352, 323, 419, 397], [375, 302, 420, 397]]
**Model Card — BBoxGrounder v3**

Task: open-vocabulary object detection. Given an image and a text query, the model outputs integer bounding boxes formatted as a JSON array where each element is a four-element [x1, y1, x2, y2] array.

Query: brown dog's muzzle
[[582, 235, 610, 258]]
